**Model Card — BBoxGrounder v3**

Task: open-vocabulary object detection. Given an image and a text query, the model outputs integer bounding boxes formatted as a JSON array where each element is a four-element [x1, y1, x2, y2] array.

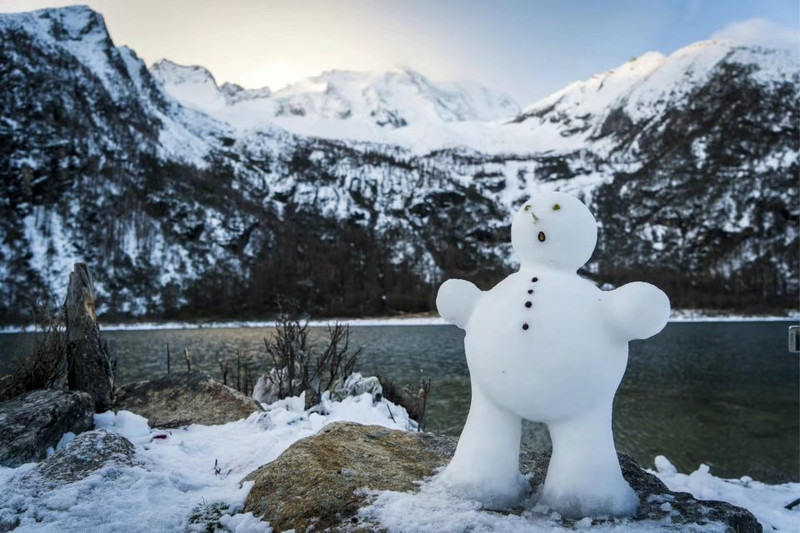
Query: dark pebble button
[[525, 301, 532, 308], [531, 277, 538, 282], [527, 289, 533, 294], [522, 323, 529, 330]]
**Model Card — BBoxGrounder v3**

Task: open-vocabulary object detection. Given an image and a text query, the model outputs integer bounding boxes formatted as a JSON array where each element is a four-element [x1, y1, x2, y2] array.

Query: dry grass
[[379, 374, 432, 430], [0, 301, 67, 402]]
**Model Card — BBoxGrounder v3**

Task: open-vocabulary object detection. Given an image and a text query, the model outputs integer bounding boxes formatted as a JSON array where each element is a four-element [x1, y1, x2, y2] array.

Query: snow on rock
[[217, 512, 272, 533], [93, 410, 151, 441], [652, 456, 800, 533], [0, 392, 415, 532], [359, 479, 726, 533]]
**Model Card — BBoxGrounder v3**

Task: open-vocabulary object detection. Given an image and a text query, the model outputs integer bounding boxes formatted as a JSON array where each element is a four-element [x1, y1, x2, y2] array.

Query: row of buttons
[[522, 276, 539, 331]]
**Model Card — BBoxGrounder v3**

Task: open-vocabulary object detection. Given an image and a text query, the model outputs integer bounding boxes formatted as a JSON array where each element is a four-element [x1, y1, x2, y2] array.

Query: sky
[[0, 0, 797, 105]]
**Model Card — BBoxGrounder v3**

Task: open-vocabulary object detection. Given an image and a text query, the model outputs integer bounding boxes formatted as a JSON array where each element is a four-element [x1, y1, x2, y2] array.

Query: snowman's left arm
[[601, 282, 670, 341]]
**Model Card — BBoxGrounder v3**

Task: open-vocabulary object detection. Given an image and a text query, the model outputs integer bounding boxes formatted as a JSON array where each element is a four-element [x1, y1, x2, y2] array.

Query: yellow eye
[[523, 205, 531, 211], [552, 204, 560, 211]]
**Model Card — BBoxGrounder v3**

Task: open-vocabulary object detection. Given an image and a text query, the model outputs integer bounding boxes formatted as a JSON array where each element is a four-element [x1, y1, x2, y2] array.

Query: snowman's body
[[437, 192, 670, 518]]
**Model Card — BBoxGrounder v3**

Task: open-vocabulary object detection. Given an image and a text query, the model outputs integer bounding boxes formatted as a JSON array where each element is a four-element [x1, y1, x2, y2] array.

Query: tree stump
[[64, 263, 115, 412]]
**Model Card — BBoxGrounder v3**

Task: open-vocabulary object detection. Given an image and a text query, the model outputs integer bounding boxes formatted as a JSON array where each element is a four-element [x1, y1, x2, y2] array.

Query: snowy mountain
[[1, 5, 797, 322], [508, 40, 798, 152], [151, 59, 521, 149]]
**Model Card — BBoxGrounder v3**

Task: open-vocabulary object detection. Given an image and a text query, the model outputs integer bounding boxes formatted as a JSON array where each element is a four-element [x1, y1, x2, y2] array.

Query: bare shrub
[[217, 350, 262, 395], [261, 298, 361, 403], [315, 322, 359, 392]]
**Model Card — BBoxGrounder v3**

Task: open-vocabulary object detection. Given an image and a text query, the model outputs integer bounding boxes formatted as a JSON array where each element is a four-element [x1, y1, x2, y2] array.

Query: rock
[[331, 373, 383, 403], [115, 372, 263, 428], [0, 430, 136, 531], [243, 422, 762, 533], [24, 429, 135, 486], [0, 389, 93, 467], [64, 263, 116, 412], [531, 451, 763, 533], [243, 422, 451, 532]]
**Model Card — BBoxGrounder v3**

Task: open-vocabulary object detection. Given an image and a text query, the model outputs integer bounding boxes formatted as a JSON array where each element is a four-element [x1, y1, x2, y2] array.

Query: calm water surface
[[1, 322, 797, 482]]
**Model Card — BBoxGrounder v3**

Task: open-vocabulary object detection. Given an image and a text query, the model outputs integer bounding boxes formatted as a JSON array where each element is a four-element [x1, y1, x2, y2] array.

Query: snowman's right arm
[[437, 279, 481, 330]]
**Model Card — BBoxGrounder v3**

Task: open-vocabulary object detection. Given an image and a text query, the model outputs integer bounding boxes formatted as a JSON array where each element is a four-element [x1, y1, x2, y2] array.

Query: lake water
[[1, 321, 797, 483]]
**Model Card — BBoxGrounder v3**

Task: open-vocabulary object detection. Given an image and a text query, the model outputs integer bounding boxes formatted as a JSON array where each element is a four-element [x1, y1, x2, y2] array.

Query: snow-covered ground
[[0, 393, 797, 532], [0, 310, 797, 334], [0, 393, 414, 532]]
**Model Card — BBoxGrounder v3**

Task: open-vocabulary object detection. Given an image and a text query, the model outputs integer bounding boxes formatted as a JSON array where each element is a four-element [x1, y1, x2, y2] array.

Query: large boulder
[[243, 422, 762, 533], [0, 430, 135, 532], [0, 389, 93, 467], [114, 372, 263, 428], [243, 422, 449, 532], [23, 429, 135, 487]]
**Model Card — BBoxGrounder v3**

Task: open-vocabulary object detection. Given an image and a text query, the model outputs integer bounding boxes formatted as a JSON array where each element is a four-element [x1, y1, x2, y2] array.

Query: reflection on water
[[1, 321, 797, 482]]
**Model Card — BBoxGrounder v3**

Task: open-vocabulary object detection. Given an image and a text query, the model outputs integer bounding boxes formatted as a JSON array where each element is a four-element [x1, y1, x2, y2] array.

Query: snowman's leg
[[442, 383, 527, 508], [540, 403, 638, 517]]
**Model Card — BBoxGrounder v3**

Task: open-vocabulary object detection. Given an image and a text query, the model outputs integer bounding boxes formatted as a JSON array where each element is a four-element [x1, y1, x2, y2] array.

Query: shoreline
[[0, 311, 797, 334]]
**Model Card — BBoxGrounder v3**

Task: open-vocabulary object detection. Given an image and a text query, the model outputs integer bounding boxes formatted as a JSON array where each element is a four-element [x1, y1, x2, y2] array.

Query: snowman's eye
[[538, 231, 546, 242], [523, 205, 531, 211], [552, 204, 560, 211]]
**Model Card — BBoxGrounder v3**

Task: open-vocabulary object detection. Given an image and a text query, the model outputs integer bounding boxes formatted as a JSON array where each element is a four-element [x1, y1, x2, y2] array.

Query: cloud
[[710, 18, 800, 50]]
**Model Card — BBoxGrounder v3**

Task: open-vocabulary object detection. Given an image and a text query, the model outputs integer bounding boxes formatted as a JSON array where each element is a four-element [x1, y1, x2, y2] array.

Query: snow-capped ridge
[[149, 59, 521, 142], [506, 38, 799, 155]]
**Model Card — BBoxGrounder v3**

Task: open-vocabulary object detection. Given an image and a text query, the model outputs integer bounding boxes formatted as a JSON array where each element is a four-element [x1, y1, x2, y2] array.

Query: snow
[[151, 62, 522, 154], [0, 386, 795, 532], [94, 410, 151, 441], [145, 32, 800, 159], [437, 192, 670, 517], [358, 476, 724, 533], [45, 432, 76, 458], [0, 391, 415, 532], [651, 456, 800, 533], [22, 208, 83, 300], [357, 455, 800, 532], [217, 512, 271, 533]]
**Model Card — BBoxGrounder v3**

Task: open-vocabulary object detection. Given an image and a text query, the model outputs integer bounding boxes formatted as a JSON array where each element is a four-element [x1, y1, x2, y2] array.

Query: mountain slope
[[506, 40, 799, 305], [0, 5, 797, 323]]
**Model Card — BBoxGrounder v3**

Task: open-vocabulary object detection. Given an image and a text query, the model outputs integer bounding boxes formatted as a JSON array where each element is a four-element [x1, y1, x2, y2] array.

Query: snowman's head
[[511, 192, 597, 271]]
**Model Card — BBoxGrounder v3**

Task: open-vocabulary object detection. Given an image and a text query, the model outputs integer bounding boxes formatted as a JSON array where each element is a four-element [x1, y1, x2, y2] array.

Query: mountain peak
[[510, 37, 799, 134], [151, 59, 219, 87], [31, 4, 110, 43]]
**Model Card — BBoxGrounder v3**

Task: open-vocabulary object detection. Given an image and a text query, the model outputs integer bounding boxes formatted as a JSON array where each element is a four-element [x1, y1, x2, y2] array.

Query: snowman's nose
[[522, 204, 539, 223]]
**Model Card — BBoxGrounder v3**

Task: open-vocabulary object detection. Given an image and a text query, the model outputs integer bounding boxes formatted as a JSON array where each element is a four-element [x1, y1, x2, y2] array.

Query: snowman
[[436, 191, 670, 518]]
